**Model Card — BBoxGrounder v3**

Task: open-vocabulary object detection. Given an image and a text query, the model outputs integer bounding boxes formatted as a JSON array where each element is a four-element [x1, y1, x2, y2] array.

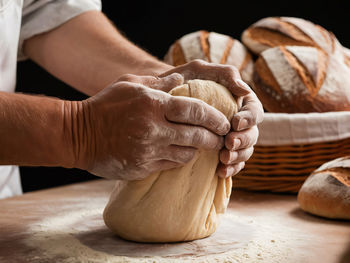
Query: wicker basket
[[232, 112, 350, 193]]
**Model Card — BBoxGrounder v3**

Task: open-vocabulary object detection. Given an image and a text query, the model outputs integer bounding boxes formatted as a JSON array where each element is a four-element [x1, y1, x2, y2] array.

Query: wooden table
[[0, 179, 349, 262]]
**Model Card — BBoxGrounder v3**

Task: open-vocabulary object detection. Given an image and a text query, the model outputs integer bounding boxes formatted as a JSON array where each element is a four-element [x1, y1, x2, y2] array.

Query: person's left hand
[[159, 59, 264, 178]]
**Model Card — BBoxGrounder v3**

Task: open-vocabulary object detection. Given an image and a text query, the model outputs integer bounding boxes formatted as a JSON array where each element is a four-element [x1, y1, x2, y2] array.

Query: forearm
[[23, 11, 172, 96], [0, 92, 77, 167]]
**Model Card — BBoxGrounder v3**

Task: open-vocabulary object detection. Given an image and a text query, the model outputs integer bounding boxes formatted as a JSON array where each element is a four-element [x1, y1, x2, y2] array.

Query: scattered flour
[[23, 198, 312, 263]]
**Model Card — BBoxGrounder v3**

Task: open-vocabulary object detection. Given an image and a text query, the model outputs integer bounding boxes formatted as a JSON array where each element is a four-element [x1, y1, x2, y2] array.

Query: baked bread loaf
[[242, 17, 350, 113], [242, 17, 343, 56], [253, 45, 350, 112], [104, 80, 238, 243], [164, 30, 254, 85], [298, 156, 350, 220]]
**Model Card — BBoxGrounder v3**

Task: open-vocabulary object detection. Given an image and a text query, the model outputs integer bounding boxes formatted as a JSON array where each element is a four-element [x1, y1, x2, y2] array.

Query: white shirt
[[0, 0, 101, 199]]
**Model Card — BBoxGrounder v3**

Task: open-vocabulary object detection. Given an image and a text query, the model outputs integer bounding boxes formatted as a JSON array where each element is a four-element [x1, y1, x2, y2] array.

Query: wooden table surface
[[0, 179, 349, 263]]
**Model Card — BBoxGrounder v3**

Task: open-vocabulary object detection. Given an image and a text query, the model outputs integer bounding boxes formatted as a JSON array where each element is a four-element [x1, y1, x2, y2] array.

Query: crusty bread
[[164, 30, 254, 85], [253, 46, 350, 113], [298, 156, 350, 220], [241, 17, 342, 56], [241, 17, 350, 113]]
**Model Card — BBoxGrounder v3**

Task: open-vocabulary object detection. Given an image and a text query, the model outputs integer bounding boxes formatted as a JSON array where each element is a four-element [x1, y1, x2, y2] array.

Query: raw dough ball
[[298, 156, 350, 220], [103, 79, 238, 242]]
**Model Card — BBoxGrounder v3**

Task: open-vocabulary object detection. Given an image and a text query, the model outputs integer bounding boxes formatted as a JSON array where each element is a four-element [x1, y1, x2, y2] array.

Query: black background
[[16, 0, 349, 192]]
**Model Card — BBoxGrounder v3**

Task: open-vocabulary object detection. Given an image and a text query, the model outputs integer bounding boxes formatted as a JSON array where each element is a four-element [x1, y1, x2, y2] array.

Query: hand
[[159, 59, 264, 178], [217, 91, 264, 178], [72, 74, 231, 180], [159, 59, 251, 96]]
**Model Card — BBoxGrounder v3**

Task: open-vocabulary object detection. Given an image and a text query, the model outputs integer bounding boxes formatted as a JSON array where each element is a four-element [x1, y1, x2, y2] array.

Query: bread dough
[[103, 80, 238, 242]]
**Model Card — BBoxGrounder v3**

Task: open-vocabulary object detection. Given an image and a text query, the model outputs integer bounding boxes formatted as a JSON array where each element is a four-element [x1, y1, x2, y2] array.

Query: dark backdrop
[[16, 0, 349, 192]]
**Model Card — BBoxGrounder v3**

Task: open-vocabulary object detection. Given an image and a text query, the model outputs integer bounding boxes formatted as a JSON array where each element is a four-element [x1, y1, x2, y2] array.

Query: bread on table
[[241, 17, 342, 56], [298, 156, 350, 220], [164, 30, 254, 85], [253, 45, 350, 113]]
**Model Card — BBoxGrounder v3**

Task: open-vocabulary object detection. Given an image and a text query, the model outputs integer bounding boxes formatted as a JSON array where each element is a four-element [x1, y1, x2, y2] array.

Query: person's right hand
[[70, 73, 231, 180]]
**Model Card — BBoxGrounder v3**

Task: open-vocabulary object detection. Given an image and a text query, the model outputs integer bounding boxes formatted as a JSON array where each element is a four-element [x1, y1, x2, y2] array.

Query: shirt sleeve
[[18, 0, 102, 60]]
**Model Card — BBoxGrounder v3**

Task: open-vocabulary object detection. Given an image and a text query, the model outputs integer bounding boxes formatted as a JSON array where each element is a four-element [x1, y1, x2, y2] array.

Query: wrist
[[62, 99, 95, 171]]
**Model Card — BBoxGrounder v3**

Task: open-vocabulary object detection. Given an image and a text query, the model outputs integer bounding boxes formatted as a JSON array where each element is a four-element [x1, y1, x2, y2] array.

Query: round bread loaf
[[241, 17, 350, 113], [253, 45, 350, 113], [241, 16, 342, 56], [164, 30, 254, 85], [298, 156, 350, 220]]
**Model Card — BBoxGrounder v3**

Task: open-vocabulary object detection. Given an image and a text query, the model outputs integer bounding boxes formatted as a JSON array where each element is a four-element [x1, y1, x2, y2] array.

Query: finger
[[157, 73, 184, 92], [166, 123, 225, 151], [231, 93, 264, 131], [160, 60, 251, 96], [165, 96, 230, 136], [216, 162, 245, 178], [159, 145, 197, 164], [219, 147, 254, 165], [225, 126, 259, 151], [118, 73, 184, 91]]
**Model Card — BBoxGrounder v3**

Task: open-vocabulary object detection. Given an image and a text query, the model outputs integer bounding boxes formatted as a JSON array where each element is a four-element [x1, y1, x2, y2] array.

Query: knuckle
[[179, 149, 196, 163], [188, 59, 207, 70], [138, 91, 165, 110], [168, 72, 183, 81], [167, 97, 186, 119], [240, 147, 254, 162], [139, 92, 154, 104], [191, 129, 205, 146], [249, 111, 258, 125], [190, 100, 207, 122], [191, 59, 204, 66], [222, 64, 237, 75], [240, 133, 250, 147], [142, 122, 158, 140], [229, 65, 240, 74], [133, 119, 158, 141], [136, 145, 156, 162], [118, 73, 136, 82]]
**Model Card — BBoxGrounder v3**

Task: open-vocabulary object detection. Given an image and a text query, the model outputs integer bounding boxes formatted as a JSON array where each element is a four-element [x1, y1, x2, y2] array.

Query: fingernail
[[238, 118, 249, 131], [235, 79, 251, 91], [232, 139, 241, 150]]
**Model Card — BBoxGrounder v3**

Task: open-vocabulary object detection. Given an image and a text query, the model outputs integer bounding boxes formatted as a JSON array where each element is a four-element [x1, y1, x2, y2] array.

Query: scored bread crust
[[241, 16, 350, 112], [298, 156, 350, 220], [164, 30, 254, 85], [253, 46, 350, 113], [241, 17, 340, 55]]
